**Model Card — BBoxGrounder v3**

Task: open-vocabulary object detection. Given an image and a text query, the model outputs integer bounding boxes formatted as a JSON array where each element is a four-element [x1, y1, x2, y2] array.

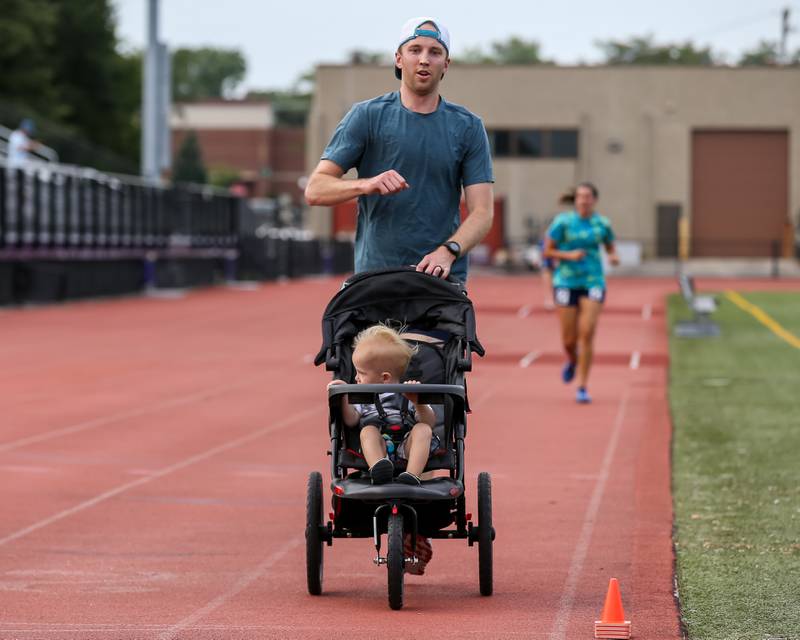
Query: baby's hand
[[402, 379, 420, 403], [328, 379, 348, 407]]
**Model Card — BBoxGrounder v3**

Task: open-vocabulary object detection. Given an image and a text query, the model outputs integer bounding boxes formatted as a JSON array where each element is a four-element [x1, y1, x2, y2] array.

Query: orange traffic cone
[[594, 578, 632, 639]]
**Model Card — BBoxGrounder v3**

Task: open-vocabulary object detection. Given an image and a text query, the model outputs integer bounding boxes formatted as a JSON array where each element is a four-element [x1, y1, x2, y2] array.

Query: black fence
[[0, 161, 354, 305], [0, 163, 239, 251]]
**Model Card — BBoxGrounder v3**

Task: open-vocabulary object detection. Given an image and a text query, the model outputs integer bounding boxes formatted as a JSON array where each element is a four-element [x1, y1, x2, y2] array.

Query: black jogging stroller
[[307, 267, 495, 609]]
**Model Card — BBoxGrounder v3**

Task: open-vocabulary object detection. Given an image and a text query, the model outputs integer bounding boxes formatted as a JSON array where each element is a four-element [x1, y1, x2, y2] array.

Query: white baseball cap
[[395, 17, 450, 79]]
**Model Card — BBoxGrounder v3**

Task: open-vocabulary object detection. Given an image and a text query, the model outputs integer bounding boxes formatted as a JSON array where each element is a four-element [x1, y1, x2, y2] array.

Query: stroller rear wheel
[[305, 471, 324, 595], [387, 512, 405, 610], [478, 471, 493, 596]]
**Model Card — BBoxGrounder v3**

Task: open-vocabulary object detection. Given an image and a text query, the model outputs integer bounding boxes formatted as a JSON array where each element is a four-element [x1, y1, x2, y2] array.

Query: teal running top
[[321, 92, 494, 282], [547, 211, 615, 289]]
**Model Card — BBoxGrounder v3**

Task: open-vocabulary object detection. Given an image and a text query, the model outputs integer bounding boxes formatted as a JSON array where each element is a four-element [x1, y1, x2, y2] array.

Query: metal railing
[[0, 159, 240, 257], [0, 124, 59, 163]]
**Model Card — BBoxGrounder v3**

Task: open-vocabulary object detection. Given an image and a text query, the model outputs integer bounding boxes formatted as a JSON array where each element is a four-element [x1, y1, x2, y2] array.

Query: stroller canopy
[[314, 268, 485, 369]]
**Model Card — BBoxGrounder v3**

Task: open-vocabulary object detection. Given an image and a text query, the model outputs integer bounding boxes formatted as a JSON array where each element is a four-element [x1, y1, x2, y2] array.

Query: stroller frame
[[307, 268, 494, 609]]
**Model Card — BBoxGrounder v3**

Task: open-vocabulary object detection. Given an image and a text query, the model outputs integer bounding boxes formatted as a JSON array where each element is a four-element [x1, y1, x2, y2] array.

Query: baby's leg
[[359, 425, 387, 467], [404, 422, 433, 477]]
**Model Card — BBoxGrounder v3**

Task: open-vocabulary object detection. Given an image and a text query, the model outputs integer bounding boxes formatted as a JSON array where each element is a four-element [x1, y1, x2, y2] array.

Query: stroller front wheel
[[387, 512, 405, 610]]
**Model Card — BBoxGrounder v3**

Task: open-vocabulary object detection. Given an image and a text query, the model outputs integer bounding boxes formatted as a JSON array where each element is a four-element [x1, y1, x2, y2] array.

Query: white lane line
[[0, 381, 248, 455], [0, 465, 52, 474], [157, 537, 302, 640], [517, 304, 533, 318], [548, 388, 631, 640], [641, 303, 652, 321], [0, 407, 319, 548], [519, 350, 541, 368], [629, 351, 641, 370]]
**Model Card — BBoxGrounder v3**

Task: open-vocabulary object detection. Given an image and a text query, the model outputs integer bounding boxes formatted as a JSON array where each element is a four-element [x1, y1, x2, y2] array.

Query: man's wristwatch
[[441, 240, 461, 259]]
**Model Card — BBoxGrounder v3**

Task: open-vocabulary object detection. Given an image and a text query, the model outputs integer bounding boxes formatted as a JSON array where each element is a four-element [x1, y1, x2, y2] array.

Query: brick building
[[171, 100, 305, 202]]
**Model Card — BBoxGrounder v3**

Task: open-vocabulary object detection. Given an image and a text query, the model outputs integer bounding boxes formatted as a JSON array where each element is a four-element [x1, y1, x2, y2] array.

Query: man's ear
[[395, 51, 403, 75], [381, 372, 393, 383]]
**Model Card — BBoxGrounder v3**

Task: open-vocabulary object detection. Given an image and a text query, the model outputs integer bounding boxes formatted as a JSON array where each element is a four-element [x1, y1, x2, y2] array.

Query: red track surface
[[2, 275, 794, 639]]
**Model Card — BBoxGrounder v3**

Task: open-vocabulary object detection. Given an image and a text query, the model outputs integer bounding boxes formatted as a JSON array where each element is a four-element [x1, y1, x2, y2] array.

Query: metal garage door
[[691, 130, 788, 257]]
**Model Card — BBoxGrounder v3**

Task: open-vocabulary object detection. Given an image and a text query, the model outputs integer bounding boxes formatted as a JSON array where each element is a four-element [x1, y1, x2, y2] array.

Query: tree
[[172, 131, 207, 184], [0, 0, 60, 119], [738, 40, 800, 66], [489, 37, 550, 64], [46, 1, 140, 157], [208, 165, 241, 189], [245, 89, 311, 126], [739, 40, 780, 66], [348, 49, 389, 65], [0, 0, 142, 165], [171, 47, 246, 100], [597, 36, 717, 65], [454, 36, 550, 65]]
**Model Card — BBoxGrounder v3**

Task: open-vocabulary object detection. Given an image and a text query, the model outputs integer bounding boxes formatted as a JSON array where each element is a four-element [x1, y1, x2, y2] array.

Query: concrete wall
[[306, 65, 800, 255]]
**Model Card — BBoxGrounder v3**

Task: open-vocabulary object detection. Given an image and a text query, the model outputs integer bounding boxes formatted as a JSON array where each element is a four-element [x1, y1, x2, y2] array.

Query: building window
[[550, 130, 579, 158], [491, 130, 511, 157], [517, 130, 543, 157], [487, 128, 579, 159]]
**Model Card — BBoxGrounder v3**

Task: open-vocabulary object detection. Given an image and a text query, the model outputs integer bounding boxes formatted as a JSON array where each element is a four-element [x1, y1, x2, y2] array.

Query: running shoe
[[369, 458, 394, 484], [561, 361, 576, 383], [404, 534, 433, 575], [576, 387, 592, 404], [396, 471, 421, 485]]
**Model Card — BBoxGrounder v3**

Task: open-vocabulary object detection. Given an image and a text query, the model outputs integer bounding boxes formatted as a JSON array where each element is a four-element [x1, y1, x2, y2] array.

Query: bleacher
[[0, 158, 353, 305]]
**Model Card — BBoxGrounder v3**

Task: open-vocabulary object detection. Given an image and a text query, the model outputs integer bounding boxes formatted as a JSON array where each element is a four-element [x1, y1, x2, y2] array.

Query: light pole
[[141, 0, 171, 180]]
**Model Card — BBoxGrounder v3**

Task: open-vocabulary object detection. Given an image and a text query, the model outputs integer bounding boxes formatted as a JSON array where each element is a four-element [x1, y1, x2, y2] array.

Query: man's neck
[[399, 84, 440, 114]]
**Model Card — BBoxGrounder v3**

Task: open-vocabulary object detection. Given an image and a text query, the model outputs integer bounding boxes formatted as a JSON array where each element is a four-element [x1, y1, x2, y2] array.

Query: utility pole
[[141, 0, 171, 180], [141, 0, 158, 180], [778, 7, 791, 65]]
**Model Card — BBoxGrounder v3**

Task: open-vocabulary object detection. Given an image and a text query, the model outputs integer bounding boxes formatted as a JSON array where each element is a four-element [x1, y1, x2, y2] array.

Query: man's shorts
[[553, 286, 606, 307]]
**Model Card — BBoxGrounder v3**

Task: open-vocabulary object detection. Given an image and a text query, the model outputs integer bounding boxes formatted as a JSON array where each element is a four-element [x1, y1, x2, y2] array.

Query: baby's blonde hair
[[352, 324, 418, 379]]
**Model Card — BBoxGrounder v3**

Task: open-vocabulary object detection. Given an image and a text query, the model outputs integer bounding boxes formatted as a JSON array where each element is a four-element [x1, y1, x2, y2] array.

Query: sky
[[113, 0, 797, 92]]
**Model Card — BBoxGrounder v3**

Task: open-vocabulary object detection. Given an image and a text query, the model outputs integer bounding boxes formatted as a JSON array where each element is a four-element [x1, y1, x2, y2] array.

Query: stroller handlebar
[[328, 383, 465, 405]]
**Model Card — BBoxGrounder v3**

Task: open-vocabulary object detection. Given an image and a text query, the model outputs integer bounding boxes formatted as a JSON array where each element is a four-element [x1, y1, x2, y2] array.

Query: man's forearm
[[450, 205, 493, 255], [305, 173, 365, 206]]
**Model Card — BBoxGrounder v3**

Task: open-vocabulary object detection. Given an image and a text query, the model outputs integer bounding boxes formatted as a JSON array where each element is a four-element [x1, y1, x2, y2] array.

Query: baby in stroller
[[327, 324, 439, 486]]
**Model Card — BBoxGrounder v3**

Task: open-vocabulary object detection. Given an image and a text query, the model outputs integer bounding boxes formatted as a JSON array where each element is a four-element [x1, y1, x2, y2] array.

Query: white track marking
[[548, 388, 631, 640], [156, 537, 302, 640], [641, 303, 652, 320], [0, 407, 319, 548], [629, 351, 641, 370], [0, 381, 248, 454], [519, 350, 541, 368]]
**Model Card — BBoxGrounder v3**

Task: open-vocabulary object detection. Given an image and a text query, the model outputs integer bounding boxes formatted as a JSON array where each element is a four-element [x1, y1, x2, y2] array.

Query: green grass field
[[669, 290, 800, 640]]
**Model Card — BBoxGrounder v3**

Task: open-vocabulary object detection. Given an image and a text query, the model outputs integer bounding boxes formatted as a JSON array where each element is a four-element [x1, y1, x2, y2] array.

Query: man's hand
[[416, 246, 456, 279], [608, 253, 620, 266], [361, 170, 409, 196]]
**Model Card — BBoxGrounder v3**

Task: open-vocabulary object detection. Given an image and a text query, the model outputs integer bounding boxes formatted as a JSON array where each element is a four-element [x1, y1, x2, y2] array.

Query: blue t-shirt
[[547, 211, 615, 289], [321, 91, 494, 282]]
